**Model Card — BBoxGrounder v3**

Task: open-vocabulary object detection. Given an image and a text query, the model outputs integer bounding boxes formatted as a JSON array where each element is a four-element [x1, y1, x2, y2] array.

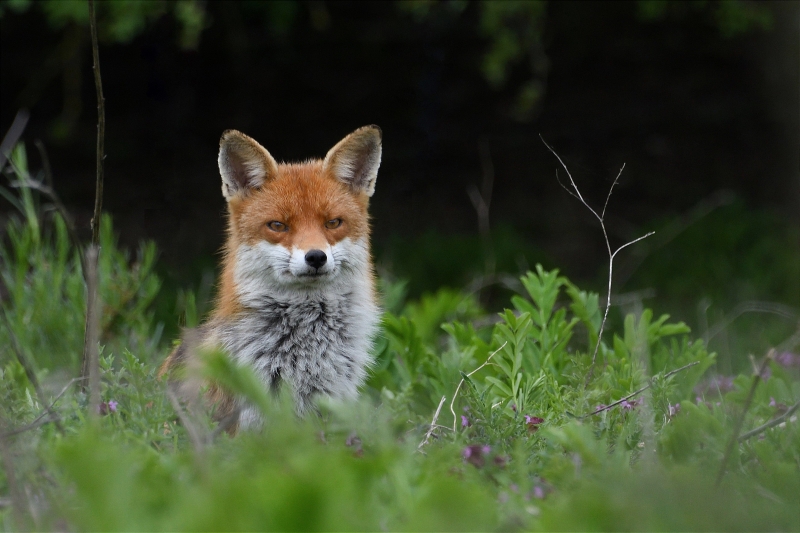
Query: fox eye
[[267, 221, 288, 232], [325, 218, 343, 229]]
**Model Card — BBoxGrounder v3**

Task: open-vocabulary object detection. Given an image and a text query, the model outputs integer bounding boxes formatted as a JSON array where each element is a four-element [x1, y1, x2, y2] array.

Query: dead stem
[[540, 135, 654, 387]]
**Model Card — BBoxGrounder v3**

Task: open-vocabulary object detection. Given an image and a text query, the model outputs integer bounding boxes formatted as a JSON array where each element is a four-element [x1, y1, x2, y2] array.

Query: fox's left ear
[[322, 125, 382, 197]]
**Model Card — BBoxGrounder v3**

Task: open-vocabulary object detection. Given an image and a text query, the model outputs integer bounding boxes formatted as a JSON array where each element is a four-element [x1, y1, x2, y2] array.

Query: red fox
[[159, 126, 382, 431]]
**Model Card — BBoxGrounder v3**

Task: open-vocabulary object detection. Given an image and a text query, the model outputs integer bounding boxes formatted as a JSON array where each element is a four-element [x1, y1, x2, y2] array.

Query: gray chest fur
[[215, 291, 373, 413]]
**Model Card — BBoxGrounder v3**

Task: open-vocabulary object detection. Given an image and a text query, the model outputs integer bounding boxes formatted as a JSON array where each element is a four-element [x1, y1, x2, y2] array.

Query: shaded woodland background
[[1, 0, 798, 369]]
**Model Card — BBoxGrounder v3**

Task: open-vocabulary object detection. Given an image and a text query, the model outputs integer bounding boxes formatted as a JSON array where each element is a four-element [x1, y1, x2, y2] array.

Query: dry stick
[[418, 395, 447, 451], [738, 399, 800, 442], [0, 377, 86, 439], [540, 136, 655, 387], [0, 311, 66, 434], [586, 361, 700, 417], [165, 386, 207, 455], [450, 342, 508, 432], [87, 0, 105, 245], [0, 109, 29, 169], [715, 350, 775, 487], [85, 246, 101, 418], [80, 0, 106, 386]]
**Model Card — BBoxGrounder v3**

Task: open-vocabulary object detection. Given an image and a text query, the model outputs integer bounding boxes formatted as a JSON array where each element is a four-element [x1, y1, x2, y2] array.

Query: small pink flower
[[463, 444, 491, 468], [668, 403, 680, 418], [524, 415, 544, 432], [461, 415, 471, 428]]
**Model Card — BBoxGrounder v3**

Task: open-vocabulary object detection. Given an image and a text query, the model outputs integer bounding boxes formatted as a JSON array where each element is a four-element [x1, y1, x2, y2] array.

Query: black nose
[[304, 249, 327, 269]]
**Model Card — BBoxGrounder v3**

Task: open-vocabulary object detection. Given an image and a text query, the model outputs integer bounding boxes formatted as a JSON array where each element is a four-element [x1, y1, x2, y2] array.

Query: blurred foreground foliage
[[1, 146, 799, 531]]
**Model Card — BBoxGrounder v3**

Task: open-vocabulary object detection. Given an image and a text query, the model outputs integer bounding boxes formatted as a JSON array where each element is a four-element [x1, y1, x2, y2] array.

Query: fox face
[[217, 126, 381, 304]]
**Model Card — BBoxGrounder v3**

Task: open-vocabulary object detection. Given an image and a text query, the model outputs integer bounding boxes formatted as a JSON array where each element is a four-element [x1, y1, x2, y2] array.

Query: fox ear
[[218, 130, 279, 200], [322, 125, 382, 197]]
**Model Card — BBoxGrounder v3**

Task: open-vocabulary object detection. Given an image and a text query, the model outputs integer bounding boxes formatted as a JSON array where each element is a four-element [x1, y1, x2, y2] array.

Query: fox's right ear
[[218, 130, 279, 200]]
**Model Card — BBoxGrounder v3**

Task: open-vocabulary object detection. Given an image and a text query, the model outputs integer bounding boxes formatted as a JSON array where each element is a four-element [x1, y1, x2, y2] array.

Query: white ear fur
[[322, 125, 382, 197], [218, 130, 279, 200]]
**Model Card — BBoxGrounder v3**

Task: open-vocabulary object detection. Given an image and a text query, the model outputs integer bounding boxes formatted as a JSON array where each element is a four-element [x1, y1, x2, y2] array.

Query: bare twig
[[0, 311, 65, 434], [706, 301, 799, 343], [166, 386, 208, 455], [0, 109, 29, 170], [0, 377, 85, 439], [540, 136, 655, 387], [88, 0, 105, 245], [84, 246, 101, 418], [738, 399, 800, 442], [715, 350, 775, 486], [80, 0, 107, 387], [450, 342, 507, 432], [587, 361, 700, 417], [418, 395, 447, 451]]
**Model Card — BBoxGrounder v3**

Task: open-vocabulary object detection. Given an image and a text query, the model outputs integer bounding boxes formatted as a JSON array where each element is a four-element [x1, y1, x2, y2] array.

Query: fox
[[159, 125, 382, 432]]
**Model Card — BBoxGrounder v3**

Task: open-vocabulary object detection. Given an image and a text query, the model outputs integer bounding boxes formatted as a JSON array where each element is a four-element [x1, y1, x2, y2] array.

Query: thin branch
[[738, 399, 800, 442], [540, 136, 654, 387], [0, 377, 85, 439], [450, 342, 507, 432], [81, 0, 106, 389], [706, 302, 798, 343], [418, 395, 447, 452], [88, 0, 105, 246], [715, 350, 774, 486], [0, 109, 29, 170], [84, 246, 101, 417], [602, 164, 625, 219], [166, 386, 207, 455], [0, 310, 65, 434], [587, 361, 699, 417]]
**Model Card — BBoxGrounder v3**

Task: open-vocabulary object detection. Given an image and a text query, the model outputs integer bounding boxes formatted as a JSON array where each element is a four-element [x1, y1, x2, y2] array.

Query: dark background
[[2, 0, 798, 367]]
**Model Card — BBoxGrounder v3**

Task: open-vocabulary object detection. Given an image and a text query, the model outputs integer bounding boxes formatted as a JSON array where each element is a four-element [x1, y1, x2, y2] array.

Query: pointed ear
[[218, 130, 279, 200], [322, 125, 382, 197]]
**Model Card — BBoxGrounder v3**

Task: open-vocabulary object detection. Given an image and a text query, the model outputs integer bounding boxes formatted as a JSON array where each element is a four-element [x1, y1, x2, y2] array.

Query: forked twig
[[587, 361, 699, 417], [450, 342, 507, 432], [418, 395, 447, 451], [540, 136, 655, 386]]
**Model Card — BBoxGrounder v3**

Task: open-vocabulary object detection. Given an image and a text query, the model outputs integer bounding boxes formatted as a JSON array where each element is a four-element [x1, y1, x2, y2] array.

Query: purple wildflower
[[621, 399, 639, 411], [533, 485, 545, 499], [461, 415, 471, 428], [595, 404, 607, 412], [775, 352, 800, 368], [668, 403, 681, 418], [98, 400, 118, 416], [524, 415, 544, 432], [463, 444, 491, 468]]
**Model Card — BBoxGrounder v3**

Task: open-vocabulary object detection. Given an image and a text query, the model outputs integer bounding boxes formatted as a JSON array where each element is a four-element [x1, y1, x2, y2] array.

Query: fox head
[[216, 126, 381, 306]]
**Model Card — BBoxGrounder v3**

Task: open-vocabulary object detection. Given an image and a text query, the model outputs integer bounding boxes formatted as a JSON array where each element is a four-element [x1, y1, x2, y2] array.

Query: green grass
[[2, 143, 799, 531]]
